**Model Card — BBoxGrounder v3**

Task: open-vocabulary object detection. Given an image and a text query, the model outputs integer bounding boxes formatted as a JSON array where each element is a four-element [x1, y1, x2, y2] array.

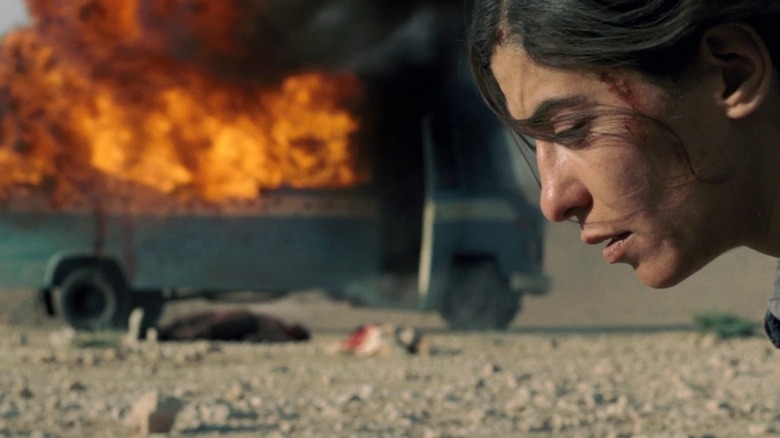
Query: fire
[[0, 0, 366, 211]]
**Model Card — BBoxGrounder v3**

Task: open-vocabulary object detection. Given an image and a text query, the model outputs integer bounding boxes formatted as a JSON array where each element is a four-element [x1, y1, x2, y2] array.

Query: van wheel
[[439, 259, 520, 331], [53, 267, 130, 331]]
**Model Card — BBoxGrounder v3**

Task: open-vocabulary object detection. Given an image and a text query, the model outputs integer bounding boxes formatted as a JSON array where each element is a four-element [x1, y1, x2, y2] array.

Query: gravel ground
[[0, 309, 779, 437], [0, 225, 778, 437]]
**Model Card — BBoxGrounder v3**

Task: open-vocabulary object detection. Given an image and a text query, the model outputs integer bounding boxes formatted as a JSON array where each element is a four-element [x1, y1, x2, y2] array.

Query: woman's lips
[[603, 232, 632, 264]]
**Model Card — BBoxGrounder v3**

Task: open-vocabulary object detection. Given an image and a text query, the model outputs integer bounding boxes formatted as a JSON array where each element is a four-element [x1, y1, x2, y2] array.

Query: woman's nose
[[536, 141, 591, 222]]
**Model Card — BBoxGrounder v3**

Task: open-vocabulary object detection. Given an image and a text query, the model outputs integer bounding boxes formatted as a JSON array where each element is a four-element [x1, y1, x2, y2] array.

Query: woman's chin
[[634, 246, 724, 289], [633, 260, 689, 289]]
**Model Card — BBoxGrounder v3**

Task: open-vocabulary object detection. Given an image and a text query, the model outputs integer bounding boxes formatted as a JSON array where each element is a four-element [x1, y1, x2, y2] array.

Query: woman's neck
[[751, 80, 780, 256]]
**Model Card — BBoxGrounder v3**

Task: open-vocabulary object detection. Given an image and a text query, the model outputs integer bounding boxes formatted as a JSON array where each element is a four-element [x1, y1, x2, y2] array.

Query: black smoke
[[137, 0, 468, 85]]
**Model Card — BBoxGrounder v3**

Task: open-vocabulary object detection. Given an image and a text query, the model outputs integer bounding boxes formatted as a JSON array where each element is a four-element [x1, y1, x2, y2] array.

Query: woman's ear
[[700, 23, 773, 119]]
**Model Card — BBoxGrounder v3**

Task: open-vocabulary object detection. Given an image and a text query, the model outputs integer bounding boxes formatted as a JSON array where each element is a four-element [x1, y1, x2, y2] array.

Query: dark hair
[[469, 0, 780, 123]]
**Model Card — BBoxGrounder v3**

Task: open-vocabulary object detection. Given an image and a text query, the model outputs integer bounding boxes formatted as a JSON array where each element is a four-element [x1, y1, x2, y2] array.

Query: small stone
[[698, 333, 720, 348], [226, 382, 245, 401], [467, 408, 486, 423], [66, 380, 87, 392], [503, 373, 518, 389], [279, 421, 294, 434], [145, 328, 158, 342], [126, 390, 184, 435], [357, 384, 375, 400], [421, 428, 439, 438], [505, 387, 532, 410], [748, 423, 771, 436], [248, 396, 263, 409], [411, 336, 431, 355], [481, 363, 501, 378], [200, 402, 232, 423], [705, 399, 721, 414], [49, 328, 76, 350], [79, 353, 99, 367], [101, 348, 120, 362], [16, 385, 33, 399]]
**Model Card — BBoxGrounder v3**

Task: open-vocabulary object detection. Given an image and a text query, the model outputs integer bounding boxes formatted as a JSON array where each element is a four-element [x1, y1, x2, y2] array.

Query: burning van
[[0, 0, 548, 331]]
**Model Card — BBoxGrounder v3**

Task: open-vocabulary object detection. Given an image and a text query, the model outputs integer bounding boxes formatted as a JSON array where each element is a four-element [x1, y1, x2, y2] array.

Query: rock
[[466, 408, 486, 424], [77, 352, 99, 367], [48, 328, 76, 350], [199, 402, 232, 423], [505, 387, 532, 410], [748, 423, 772, 436], [101, 348, 120, 362], [14, 384, 33, 399], [126, 390, 184, 435], [248, 396, 263, 409], [698, 333, 721, 348], [481, 363, 501, 378], [145, 327, 158, 342], [225, 382, 246, 401], [65, 380, 86, 392]]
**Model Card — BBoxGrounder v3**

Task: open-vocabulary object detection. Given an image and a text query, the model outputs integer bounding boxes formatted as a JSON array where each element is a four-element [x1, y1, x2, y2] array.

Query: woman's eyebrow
[[519, 95, 589, 125]]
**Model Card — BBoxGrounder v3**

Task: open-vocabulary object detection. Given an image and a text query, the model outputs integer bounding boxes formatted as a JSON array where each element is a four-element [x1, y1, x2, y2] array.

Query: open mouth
[[603, 231, 632, 264], [606, 232, 632, 248]]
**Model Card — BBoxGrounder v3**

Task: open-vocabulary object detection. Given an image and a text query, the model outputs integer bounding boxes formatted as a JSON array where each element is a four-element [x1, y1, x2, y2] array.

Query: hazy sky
[[1, 0, 30, 35]]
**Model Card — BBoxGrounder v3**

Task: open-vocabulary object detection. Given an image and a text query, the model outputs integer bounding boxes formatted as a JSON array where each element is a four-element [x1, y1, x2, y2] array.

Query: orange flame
[[0, 0, 366, 211]]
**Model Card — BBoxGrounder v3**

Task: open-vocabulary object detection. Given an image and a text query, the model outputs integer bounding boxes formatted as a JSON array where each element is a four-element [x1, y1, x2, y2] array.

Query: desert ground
[[0, 222, 779, 437]]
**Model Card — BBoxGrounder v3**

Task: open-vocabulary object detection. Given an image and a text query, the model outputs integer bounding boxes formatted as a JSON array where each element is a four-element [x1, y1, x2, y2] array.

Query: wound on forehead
[[599, 72, 638, 109]]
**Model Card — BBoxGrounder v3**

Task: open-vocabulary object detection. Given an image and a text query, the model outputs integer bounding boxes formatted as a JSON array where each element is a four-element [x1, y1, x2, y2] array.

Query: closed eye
[[510, 103, 638, 154], [509, 98, 596, 150], [550, 116, 594, 148], [516, 115, 594, 149]]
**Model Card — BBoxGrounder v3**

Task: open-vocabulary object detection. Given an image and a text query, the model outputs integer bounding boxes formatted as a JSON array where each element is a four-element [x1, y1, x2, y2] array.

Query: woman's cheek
[[582, 145, 652, 212], [601, 161, 652, 212]]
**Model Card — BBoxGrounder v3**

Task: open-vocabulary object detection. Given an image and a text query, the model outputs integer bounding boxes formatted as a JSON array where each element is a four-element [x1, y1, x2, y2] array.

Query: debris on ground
[[336, 323, 429, 356]]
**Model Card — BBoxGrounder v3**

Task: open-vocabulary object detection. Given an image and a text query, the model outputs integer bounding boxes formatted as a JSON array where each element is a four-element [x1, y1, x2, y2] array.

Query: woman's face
[[491, 44, 761, 288]]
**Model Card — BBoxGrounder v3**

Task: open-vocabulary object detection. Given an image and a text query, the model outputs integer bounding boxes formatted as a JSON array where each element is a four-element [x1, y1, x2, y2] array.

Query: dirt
[[1, 223, 779, 437]]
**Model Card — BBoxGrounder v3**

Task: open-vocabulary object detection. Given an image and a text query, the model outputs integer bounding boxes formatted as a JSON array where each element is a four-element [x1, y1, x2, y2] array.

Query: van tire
[[53, 267, 130, 331], [439, 259, 520, 331]]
